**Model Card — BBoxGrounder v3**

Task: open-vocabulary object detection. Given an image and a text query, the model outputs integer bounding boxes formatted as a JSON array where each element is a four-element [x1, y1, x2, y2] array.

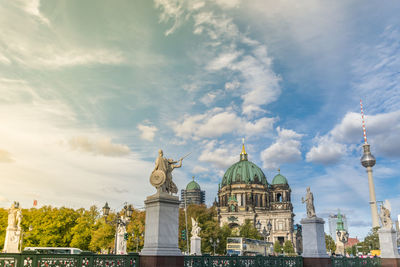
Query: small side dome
[[272, 173, 288, 185], [186, 177, 201, 190]]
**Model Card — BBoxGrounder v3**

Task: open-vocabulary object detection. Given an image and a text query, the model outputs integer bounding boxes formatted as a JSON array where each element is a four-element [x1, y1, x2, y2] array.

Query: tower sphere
[[361, 144, 376, 168]]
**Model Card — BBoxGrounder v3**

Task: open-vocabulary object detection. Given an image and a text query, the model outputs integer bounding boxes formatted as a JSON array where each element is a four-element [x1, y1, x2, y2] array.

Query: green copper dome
[[221, 143, 267, 187], [222, 160, 267, 186], [186, 178, 201, 190], [271, 173, 288, 185]]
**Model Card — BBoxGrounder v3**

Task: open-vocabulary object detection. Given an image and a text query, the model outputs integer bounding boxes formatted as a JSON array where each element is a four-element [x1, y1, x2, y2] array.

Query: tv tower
[[360, 100, 380, 228]]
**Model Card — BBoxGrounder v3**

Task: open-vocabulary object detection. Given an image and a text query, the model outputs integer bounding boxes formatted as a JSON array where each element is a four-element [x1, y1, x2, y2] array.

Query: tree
[[357, 227, 380, 254], [346, 245, 357, 256], [126, 208, 145, 252], [239, 220, 261, 239], [0, 208, 7, 250], [283, 240, 295, 254], [325, 234, 336, 254], [274, 240, 283, 254], [89, 214, 115, 253], [70, 206, 99, 250]]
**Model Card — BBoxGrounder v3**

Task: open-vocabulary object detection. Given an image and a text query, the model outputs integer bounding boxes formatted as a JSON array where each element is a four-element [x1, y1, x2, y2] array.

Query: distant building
[[215, 142, 296, 247], [180, 177, 205, 208], [328, 212, 348, 241], [345, 237, 360, 249]]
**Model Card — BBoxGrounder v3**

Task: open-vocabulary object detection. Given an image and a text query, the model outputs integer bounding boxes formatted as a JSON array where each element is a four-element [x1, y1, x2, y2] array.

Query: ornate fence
[[0, 252, 140, 267], [184, 255, 303, 267], [331, 256, 381, 267], [1, 253, 383, 267]]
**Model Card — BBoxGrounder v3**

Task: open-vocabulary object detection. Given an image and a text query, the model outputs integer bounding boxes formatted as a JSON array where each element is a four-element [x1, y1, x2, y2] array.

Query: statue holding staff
[[150, 149, 189, 194]]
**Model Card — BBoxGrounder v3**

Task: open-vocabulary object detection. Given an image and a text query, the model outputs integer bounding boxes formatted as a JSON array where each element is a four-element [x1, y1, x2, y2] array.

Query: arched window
[[277, 193, 282, 202]]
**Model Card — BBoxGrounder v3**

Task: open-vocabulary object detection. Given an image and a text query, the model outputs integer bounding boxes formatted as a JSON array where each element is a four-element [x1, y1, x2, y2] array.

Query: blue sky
[[0, 0, 400, 239]]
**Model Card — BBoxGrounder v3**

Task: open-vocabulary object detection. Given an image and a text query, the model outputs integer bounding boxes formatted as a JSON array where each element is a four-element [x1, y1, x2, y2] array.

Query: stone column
[[140, 192, 183, 267], [190, 236, 201, 256], [379, 228, 400, 266], [301, 217, 330, 267]]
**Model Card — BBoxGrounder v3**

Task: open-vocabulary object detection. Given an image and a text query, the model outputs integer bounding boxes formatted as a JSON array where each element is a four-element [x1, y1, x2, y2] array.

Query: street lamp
[[209, 237, 219, 255], [102, 202, 133, 254], [256, 220, 272, 256]]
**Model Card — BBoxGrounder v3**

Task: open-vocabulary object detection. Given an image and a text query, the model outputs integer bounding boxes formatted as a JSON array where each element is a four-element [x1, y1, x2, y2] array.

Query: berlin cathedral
[[213, 143, 298, 249]]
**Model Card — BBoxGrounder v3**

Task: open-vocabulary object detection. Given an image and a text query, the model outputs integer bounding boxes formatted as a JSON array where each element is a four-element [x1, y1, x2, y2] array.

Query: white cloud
[[0, 53, 10, 64], [215, 0, 241, 9], [0, 149, 14, 163], [306, 136, 347, 164], [171, 108, 275, 140], [16, 0, 49, 24], [306, 110, 400, 164], [261, 127, 303, 170], [198, 140, 238, 169], [206, 51, 241, 71], [225, 80, 240, 91], [67, 136, 131, 157], [192, 165, 209, 174], [0, 1, 125, 68], [137, 123, 158, 141], [154, 0, 186, 36], [353, 26, 400, 113], [155, 1, 282, 117], [200, 91, 219, 105]]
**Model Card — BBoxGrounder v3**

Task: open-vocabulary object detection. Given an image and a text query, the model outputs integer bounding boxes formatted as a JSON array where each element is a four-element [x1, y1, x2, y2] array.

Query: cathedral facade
[[215, 144, 296, 247]]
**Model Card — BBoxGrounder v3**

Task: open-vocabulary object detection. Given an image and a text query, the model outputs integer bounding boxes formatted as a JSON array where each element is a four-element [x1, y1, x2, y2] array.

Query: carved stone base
[[141, 192, 182, 256], [3, 228, 21, 253], [379, 228, 400, 259], [139, 255, 184, 267], [381, 258, 400, 267], [301, 217, 329, 258], [303, 257, 332, 267], [190, 237, 201, 255]]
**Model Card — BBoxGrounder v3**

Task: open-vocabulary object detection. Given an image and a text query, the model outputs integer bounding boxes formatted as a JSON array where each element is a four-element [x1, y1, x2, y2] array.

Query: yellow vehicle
[[370, 250, 381, 256]]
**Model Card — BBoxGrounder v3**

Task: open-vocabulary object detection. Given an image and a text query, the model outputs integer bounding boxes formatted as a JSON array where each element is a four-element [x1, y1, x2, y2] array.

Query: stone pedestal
[[190, 237, 201, 255], [140, 192, 182, 267], [116, 225, 127, 255], [3, 228, 21, 253], [301, 217, 329, 258], [379, 228, 400, 259]]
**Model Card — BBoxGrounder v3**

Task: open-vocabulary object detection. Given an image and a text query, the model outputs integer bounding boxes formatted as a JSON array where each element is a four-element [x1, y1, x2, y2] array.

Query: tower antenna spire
[[360, 100, 379, 228], [360, 99, 368, 144]]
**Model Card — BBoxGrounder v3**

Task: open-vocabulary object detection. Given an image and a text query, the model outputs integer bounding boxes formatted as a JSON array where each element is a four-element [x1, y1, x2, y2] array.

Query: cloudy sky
[[1, 0, 400, 239]]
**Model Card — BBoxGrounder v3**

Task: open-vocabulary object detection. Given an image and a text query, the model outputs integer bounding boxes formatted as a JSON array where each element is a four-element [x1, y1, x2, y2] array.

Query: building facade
[[180, 177, 205, 208], [215, 143, 296, 247], [328, 213, 348, 242]]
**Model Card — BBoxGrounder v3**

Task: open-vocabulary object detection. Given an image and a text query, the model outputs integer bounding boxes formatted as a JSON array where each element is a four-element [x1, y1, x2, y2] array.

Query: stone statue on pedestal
[[190, 218, 202, 255], [150, 149, 183, 195], [3, 201, 22, 253], [300, 187, 329, 261], [302, 187, 316, 218], [378, 200, 400, 259], [141, 149, 185, 262]]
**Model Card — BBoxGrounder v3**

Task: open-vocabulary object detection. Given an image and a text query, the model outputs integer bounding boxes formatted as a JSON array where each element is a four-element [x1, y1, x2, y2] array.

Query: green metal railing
[[1, 252, 383, 267], [184, 255, 303, 267], [0, 252, 139, 267], [331, 256, 381, 267]]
